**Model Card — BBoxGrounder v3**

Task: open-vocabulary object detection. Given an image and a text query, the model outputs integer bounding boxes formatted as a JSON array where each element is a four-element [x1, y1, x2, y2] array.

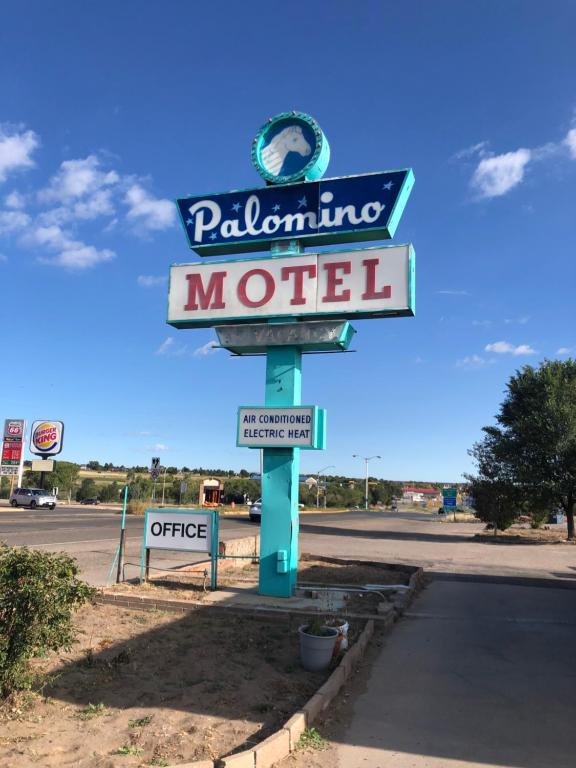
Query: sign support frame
[[258, 240, 304, 597]]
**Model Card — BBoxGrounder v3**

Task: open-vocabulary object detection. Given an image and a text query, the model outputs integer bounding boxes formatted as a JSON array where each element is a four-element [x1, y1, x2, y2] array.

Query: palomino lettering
[[187, 193, 386, 245]]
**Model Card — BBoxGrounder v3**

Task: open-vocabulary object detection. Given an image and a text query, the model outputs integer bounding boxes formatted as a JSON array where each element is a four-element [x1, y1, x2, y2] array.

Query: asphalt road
[[1, 502, 574, 587], [0, 503, 415, 584]]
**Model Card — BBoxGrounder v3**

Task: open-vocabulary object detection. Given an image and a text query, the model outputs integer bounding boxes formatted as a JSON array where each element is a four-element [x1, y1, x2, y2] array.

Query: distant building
[[402, 486, 441, 503]]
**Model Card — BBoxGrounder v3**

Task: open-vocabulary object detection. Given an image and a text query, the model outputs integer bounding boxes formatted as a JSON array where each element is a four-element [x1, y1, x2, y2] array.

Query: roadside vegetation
[[0, 546, 95, 699], [2, 461, 404, 510], [466, 359, 576, 539]]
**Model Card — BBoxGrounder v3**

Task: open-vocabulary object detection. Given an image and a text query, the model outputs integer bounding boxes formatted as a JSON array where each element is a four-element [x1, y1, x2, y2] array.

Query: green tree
[[99, 481, 123, 503], [76, 478, 97, 501], [468, 360, 576, 539], [24, 461, 80, 498], [0, 477, 11, 500]]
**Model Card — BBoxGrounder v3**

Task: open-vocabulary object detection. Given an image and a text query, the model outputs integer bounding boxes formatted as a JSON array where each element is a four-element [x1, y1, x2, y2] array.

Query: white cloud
[[124, 184, 175, 231], [485, 341, 536, 356], [472, 319, 492, 327], [456, 354, 493, 370], [557, 347, 573, 355], [0, 210, 31, 235], [4, 190, 25, 209], [472, 149, 532, 198], [31, 223, 115, 269], [72, 189, 116, 220], [145, 443, 169, 452], [40, 155, 119, 203], [156, 337, 176, 355], [38, 155, 119, 226], [452, 141, 489, 161], [564, 128, 576, 159], [193, 341, 220, 357], [436, 289, 469, 296], [504, 315, 530, 325], [137, 274, 167, 288], [42, 244, 114, 269], [0, 125, 39, 183]]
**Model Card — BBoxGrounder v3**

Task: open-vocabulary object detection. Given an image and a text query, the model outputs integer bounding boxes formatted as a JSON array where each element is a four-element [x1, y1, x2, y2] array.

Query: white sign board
[[237, 406, 320, 448], [145, 510, 212, 552], [168, 244, 414, 327]]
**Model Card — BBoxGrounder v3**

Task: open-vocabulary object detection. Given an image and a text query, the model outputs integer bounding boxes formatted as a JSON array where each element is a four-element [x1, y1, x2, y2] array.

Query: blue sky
[[1, 1, 575, 481]]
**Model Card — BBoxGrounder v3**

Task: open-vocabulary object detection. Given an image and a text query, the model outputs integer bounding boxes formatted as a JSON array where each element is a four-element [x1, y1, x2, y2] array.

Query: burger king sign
[[30, 421, 64, 456]]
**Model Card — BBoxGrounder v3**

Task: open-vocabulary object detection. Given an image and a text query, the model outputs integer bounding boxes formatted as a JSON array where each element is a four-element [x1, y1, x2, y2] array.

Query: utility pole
[[316, 465, 335, 508], [352, 454, 381, 511]]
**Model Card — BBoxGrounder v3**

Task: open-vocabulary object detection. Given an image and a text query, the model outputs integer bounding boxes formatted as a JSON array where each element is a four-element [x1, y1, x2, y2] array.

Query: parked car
[[80, 497, 100, 505], [249, 499, 262, 523], [9, 488, 56, 510]]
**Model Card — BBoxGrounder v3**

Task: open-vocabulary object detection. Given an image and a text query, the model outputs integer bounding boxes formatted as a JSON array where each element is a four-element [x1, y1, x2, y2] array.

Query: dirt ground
[[474, 526, 575, 544], [0, 603, 333, 768], [107, 556, 412, 617]]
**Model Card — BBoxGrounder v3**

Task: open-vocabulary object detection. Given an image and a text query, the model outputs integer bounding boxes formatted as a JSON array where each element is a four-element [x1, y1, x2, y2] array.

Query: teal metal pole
[[258, 239, 303, 597], [116, 484, 129, 583]]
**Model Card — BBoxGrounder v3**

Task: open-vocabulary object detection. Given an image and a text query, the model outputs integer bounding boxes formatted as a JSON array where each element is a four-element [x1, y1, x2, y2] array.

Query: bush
[[0, 545, 95, 698], [127, 500, 148, 516]]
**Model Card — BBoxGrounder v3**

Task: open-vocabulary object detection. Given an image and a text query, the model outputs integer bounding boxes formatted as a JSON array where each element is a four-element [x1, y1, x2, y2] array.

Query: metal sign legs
[[258, 345, 302, 597]]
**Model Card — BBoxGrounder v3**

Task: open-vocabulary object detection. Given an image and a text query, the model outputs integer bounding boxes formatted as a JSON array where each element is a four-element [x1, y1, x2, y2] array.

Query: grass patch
[[297, 727, 328, 751], [128, 715, 152, 728], [74, 702, 109, 720], [116, 744, 143, 755]]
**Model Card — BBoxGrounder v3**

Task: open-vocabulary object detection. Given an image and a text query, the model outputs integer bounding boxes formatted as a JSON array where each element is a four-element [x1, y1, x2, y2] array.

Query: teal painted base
[[258, 344, 302, 597]]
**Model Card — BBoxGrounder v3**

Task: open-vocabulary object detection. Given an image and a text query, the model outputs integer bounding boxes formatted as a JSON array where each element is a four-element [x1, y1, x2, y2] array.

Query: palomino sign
[[176, 170, 414, 256], [168, 244, 414, 328]]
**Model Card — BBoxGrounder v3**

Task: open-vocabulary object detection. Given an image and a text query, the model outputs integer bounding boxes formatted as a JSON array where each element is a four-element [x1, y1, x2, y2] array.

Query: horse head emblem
[[261, 126, 312, 176]]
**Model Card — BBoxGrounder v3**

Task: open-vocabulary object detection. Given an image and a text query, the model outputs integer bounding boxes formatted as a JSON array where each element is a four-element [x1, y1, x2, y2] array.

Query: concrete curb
[[100, 561, 424, 768], [216, 618, 375, 768]]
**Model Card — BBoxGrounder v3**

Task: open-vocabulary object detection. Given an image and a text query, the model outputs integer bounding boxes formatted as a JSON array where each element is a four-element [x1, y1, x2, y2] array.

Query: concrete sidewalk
[[330, 579, 576, 768]]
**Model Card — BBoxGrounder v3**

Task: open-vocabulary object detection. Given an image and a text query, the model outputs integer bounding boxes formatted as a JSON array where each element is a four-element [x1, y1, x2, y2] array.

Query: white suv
[[9, 488, 57, 510], [249, 499, 261, 523]]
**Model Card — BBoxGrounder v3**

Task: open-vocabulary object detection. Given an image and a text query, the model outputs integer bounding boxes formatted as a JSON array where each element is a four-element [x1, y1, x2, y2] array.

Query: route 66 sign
[[150, 457, 161, 480]]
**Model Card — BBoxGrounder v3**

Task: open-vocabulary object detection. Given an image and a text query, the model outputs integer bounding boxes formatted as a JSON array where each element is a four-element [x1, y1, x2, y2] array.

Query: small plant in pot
[[299, 618, 339, 672]]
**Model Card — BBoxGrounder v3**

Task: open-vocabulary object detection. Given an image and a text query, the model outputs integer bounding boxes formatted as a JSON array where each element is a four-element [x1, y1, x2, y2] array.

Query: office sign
[[145, 509, 213, 552], [168, 244, 415, 328], [237, 406, 326, 449], [30, 420, 64, 456], [176, 170, 414, 256]]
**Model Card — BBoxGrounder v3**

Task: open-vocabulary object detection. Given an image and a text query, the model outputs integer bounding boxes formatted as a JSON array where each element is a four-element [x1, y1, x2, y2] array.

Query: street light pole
[[352, 454, 381, 511], [161, 466, 167, 506], [316, 465, 335, 508]]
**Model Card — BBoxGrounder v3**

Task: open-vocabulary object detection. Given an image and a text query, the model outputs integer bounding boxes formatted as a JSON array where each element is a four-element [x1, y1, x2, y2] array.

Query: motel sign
[[168, 111, 415, 597]]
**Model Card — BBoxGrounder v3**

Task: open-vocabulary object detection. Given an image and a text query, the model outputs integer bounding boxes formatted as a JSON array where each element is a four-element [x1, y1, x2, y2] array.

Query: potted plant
[[325, 617, 350, 655], [298, 619, 339, 672]]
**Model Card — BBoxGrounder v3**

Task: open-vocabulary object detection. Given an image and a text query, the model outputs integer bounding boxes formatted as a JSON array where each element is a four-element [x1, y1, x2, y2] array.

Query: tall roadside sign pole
[[168, 111, 416, 597]]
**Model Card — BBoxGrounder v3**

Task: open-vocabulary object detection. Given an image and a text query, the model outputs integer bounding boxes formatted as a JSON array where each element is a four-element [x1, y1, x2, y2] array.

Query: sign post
[[167, 111, 416, 598]]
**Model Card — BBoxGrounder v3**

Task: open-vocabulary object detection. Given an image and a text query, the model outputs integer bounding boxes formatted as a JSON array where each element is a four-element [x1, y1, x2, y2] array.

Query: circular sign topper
[[252, 112, 330, 185], [30, 420, 64, 457]]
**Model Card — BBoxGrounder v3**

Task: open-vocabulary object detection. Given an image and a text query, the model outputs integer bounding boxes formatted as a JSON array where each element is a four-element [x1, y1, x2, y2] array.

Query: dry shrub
[[127, 500, 148, 516]]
